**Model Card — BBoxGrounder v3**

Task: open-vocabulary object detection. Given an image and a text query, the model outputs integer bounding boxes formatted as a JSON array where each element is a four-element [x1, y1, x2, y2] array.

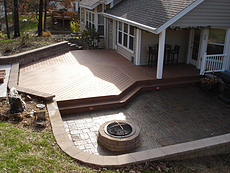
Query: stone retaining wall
[[0, 41, 70, 66]]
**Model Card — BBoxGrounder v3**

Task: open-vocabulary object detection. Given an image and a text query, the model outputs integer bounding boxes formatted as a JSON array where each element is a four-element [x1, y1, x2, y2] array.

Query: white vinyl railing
[[200, 53, 227, 74]]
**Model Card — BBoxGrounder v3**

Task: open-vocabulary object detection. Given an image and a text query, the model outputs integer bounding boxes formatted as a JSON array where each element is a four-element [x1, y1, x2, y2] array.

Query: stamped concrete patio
[[62, 86, 230, 156]]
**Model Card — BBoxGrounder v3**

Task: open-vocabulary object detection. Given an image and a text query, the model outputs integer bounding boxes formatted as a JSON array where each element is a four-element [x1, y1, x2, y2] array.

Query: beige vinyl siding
[[140, 30, 189, 65], [165, 30, 190, 63], [117, 45, 134, 61], [172, 0, 230, 29], [98, 38, 105, 49], [140, 32, 158, 65]]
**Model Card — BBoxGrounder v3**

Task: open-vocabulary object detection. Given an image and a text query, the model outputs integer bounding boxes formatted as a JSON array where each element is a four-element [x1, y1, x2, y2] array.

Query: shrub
[[70, 19, 80, 37], [0, 31, 6, 39], [20, 32, 30, 46], [80, 26, 100, 49]]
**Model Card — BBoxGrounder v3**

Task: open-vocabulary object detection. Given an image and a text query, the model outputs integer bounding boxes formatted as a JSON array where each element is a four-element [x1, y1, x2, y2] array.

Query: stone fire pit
[[97, 120, 140, 151]]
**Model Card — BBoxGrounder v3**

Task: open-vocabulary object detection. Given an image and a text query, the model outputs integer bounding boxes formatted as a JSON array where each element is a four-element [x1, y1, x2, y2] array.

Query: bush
[[20, 32, 30, 46], [0, 31, 6, 39], [80, 27, 100, 49], [70, 19, 80, 37]]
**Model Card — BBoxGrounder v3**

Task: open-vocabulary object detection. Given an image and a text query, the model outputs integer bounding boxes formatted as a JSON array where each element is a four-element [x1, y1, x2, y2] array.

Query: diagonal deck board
[[19, 49, 199, 101]]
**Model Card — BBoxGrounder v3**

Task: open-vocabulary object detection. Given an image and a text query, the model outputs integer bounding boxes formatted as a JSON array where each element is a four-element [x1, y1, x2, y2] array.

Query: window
[[117, 22, 134, 51], [207, 29, 226, 55], [98, 14, 104, 36], [86, 10, 95, 29], [80, 7, 84, 23]]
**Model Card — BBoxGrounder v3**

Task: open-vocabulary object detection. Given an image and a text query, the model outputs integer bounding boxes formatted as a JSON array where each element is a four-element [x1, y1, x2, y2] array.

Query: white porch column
[[224, 29, 230, 70], [135, 29, 141, 65], [75, 2, 78, 11], [156, 29, 166, 79], [112, 20, 116, 49], [198, 29, 209, 69]]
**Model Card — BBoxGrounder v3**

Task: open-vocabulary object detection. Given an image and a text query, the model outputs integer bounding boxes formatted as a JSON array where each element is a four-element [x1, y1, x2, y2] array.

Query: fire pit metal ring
[[104, 121, 136, 138]]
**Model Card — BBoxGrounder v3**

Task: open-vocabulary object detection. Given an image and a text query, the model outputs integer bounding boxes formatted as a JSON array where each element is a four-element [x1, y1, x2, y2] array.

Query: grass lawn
[[1, 120, 230, 173], [0, 122, 93, 172]]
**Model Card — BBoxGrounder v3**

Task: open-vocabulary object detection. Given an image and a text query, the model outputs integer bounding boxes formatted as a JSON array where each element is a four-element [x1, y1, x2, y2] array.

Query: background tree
[[38, 0, 43, 36], [13, 0, 20, 38], [3, 0, 10, 39], [43, 0, 47, 31]]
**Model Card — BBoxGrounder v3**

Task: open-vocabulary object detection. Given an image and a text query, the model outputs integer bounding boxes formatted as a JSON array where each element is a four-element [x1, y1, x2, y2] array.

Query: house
[[79, 0, 230, 79], [51, 0, 80, 30]]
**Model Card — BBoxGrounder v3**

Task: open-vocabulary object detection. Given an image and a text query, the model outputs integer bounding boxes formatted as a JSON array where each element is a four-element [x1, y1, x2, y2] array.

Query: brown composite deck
[[19, 49, 200, 103]]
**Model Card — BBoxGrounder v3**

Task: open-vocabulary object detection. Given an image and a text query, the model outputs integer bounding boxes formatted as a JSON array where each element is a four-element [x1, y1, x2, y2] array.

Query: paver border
[[47, 100, 230, 167]]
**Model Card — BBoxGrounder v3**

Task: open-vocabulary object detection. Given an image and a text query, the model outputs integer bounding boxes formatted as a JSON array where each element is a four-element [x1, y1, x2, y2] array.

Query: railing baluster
[[201, 54, 227, 73]]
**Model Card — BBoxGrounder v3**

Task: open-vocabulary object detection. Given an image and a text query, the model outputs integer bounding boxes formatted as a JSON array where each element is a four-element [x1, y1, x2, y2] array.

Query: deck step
[[58, 75, 200, 115]]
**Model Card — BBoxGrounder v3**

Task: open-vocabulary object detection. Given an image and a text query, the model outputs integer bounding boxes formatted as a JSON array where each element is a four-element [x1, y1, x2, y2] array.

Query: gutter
[[79, 0, 113, 10], [102, 13, 157, 34], [79, 2, 99, 10]]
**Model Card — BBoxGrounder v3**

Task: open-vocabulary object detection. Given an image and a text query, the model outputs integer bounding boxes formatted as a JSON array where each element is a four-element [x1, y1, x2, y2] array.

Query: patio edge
[[47, 100, 230, 167]]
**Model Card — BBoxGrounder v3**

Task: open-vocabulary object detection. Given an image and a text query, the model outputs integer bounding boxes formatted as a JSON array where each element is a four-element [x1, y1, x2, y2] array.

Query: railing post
[[200, 52, 207, 75], [222, 54, 227, 71]]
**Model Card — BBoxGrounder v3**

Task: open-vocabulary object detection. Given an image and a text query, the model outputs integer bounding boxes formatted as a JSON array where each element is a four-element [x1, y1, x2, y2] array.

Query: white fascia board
[[79, 2, 99, 10], [102, 13, 157, 34], [156, 0, 204, 34], [106, 0, 113, 5]]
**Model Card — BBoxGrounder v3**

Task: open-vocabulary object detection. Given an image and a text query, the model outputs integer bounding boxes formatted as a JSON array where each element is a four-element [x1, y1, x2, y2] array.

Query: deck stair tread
[[15, 86, 55, 101], [58, 75, 200, 115]]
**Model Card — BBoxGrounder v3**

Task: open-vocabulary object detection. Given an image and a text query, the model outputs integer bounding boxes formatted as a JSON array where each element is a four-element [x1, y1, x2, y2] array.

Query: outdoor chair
[[148, 46, 158, 67], [169, 45, 180, 66]]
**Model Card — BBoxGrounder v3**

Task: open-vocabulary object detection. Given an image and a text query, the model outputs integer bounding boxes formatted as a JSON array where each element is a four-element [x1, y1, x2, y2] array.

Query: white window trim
[[208, 42, 225, 46], [117, 22, 134, 53], [80, 7, 84, 24]]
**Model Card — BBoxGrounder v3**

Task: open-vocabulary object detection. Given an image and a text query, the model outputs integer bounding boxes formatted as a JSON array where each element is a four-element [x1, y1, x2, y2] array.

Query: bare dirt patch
[[0, 93, 51, 132]]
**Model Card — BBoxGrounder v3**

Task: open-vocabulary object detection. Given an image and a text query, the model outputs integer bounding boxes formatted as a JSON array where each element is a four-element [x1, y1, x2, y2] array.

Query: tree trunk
[[38, 0, 43, 36], [43, 0, 47, 31], [3, 0, 10, 39], [13, 0, 20, 38]]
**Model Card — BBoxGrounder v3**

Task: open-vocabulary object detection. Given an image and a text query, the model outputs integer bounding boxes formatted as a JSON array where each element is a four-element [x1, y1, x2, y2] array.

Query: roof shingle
[[105, 0, 197, 29]]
